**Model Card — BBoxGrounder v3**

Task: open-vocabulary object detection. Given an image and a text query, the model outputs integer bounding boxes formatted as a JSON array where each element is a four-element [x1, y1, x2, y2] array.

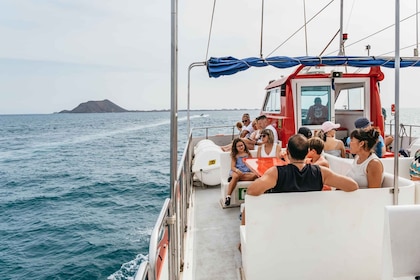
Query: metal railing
[[135, 125, 237, 280], [385, 122, 420, 152]]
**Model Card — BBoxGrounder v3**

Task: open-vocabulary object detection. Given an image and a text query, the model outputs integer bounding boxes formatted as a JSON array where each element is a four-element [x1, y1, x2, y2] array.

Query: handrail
[[147, 198, 171, 280], [137, 125, 251, 280], [191, 124, 238, 139], [134, 261, 150, 280]]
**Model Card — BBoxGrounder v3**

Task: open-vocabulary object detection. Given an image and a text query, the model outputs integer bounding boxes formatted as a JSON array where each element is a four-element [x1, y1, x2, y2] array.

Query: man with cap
[[352, 117, 386, 158]]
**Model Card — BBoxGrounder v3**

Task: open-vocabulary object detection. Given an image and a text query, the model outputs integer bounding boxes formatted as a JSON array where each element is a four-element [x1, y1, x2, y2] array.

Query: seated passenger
[[247, 134, 358, 195], [224, 138, 258, 206], [242, 119, 262, 150], [318, 121, 345, 158], [240, 113, 254, 138], [240, 134, 357, 225], [306, 97, 328, 125], [409, 149, 420, 181], [256, 115, 279, 144], [353, 117, 386, 158], [306, 137, 329, 168], [257, 129, 281, 158], [298, 127, 313, 139], [236, 121, 243, 133], [346, 128, 385, 188], [222, 119, 260, 152]]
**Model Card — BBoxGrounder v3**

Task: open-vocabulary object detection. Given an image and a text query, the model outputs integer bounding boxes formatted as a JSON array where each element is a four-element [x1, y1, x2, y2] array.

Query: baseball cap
[[321, 121, 340, 133], [355, 117, 373, 129]]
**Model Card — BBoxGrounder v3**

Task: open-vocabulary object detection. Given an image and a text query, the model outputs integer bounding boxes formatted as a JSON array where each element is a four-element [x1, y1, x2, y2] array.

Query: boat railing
[[385, 122, 420, 149], [137, 125, 238, 280], [190, 125, 238, 139], [135, 260, 151, 280]]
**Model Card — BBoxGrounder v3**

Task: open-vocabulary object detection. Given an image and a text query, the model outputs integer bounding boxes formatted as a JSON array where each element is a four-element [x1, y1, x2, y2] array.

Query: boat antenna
[[205, 0, 217, 61], [260, 0, 264, 58], [303, 0, 308, 56]]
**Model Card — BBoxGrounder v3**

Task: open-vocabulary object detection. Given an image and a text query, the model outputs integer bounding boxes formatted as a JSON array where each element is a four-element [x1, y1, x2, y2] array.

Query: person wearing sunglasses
[[240, 113, 255, 138], [257, 129, 281, 158]]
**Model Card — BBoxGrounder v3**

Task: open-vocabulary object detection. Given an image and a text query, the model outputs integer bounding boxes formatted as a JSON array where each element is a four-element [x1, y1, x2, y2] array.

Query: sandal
[[224, 196, 231, 206]]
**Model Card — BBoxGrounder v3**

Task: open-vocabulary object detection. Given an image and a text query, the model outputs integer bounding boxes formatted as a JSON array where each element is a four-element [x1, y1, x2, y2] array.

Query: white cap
[[321, 121, 340, 132]]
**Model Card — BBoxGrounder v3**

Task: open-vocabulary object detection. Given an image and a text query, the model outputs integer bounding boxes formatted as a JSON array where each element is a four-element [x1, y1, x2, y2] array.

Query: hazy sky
[[0, 0, 419, 114]]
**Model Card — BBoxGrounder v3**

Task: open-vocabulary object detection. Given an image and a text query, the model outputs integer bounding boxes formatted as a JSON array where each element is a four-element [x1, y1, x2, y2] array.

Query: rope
[[266, 0, 335, 58], [326, 12, 419, 56], [205, 0, 217, 62]]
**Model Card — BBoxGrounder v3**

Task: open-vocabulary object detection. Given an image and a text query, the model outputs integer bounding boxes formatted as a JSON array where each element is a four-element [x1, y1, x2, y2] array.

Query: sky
[[0, 0, 419, 114]]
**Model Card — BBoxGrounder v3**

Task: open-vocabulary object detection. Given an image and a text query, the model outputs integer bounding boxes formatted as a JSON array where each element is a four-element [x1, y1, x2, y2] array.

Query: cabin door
[[295, 80, 334, 129]]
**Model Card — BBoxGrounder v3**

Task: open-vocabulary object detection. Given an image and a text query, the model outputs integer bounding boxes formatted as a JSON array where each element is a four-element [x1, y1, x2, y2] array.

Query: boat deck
[[183, 184, 242, 280]]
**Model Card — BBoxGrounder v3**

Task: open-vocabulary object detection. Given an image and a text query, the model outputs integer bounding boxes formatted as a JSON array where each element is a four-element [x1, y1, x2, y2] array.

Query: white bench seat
[[240, 176, 415, 280]]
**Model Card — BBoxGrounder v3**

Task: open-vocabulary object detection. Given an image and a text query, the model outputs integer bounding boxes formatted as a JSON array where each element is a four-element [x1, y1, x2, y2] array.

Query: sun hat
[[409, 149, 420, 179], [298, 127, 312, 139], [355, 117, 373, 129], [321, 121, 340, 133]]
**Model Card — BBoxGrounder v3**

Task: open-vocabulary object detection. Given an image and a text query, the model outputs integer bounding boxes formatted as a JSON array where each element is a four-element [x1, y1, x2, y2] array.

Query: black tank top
[[268, 164, 323, 193]]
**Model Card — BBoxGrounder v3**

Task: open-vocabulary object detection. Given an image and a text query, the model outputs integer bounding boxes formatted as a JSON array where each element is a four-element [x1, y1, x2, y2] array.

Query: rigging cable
[[266, 0, 335, 58], [205, 0, 217, 62], [326, 12, 419, 56]]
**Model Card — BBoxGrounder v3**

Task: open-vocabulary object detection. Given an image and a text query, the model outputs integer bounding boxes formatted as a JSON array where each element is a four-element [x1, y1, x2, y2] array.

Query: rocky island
[[59, 99, 129, 113]]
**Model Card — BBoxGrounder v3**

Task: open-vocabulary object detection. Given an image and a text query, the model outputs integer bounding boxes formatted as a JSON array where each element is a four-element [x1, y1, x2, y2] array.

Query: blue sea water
[[0, 110, 258, 280]]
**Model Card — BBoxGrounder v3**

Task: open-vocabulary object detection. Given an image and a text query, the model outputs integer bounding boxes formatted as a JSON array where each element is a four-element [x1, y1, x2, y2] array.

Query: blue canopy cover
[[207, 56, 420, 78]]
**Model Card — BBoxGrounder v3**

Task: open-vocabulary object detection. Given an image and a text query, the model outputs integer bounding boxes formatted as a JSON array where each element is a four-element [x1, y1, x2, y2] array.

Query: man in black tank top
[[247, 134, 358, 195]]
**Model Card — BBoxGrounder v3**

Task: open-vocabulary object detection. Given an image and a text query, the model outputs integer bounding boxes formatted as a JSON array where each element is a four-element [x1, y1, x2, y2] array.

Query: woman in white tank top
[[257, 129, 281, 158], [346, 128, 384, 188]]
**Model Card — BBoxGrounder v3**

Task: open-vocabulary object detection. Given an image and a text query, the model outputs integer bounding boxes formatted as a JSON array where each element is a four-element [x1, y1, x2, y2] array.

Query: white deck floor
[[183, 184, 242, 280]]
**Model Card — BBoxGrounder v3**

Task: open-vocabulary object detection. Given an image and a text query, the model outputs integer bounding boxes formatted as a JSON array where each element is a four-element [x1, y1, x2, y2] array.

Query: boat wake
[[107, 253, 148, 280]]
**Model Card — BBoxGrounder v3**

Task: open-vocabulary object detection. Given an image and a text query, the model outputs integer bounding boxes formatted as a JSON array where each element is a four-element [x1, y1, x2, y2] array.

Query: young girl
[[225, 138, 257, 206]]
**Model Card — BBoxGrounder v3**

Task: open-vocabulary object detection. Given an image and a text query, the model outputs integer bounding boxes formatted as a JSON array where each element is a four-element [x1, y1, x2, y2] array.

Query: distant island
[[59, 99, 130, 113], [58, 99, 258, 113]]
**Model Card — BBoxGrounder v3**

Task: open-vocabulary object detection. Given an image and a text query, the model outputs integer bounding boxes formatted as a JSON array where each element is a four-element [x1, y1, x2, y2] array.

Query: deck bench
[[240, 175, 415, 280]]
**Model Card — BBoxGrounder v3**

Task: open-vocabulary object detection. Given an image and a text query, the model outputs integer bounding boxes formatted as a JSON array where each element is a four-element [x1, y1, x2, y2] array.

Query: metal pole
[[303, 0, 308, 56], [338, 0, 344, 55], [393, 0, 400, 205], [260, 0, 264, 58], [170, 0, 178, 278], [416, 0, 419, 56], [187, 62, 206, 135]]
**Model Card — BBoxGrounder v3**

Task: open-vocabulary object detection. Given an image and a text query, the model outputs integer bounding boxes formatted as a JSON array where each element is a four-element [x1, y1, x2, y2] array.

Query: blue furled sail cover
[[207, 56, 420, 78]]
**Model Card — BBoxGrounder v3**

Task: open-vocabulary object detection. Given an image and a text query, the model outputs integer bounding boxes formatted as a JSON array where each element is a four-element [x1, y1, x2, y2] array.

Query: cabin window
[[263, 88, 281, 113], [335, 86, 365, 110], [301, 85, 331, 125]]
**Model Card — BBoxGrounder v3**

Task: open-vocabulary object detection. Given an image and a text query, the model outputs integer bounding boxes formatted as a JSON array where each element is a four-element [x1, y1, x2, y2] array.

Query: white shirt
[[241, 123, 254, 138], [346, 154, 384, 188]]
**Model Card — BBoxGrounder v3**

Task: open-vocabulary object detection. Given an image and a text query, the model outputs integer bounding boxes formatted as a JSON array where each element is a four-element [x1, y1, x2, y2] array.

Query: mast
[[338, 0, 345, 55]]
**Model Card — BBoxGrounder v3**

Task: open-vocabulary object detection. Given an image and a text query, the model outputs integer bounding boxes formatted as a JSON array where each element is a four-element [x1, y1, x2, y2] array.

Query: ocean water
[[0, 108, 418, 280], [0, 110, 257, 280]]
